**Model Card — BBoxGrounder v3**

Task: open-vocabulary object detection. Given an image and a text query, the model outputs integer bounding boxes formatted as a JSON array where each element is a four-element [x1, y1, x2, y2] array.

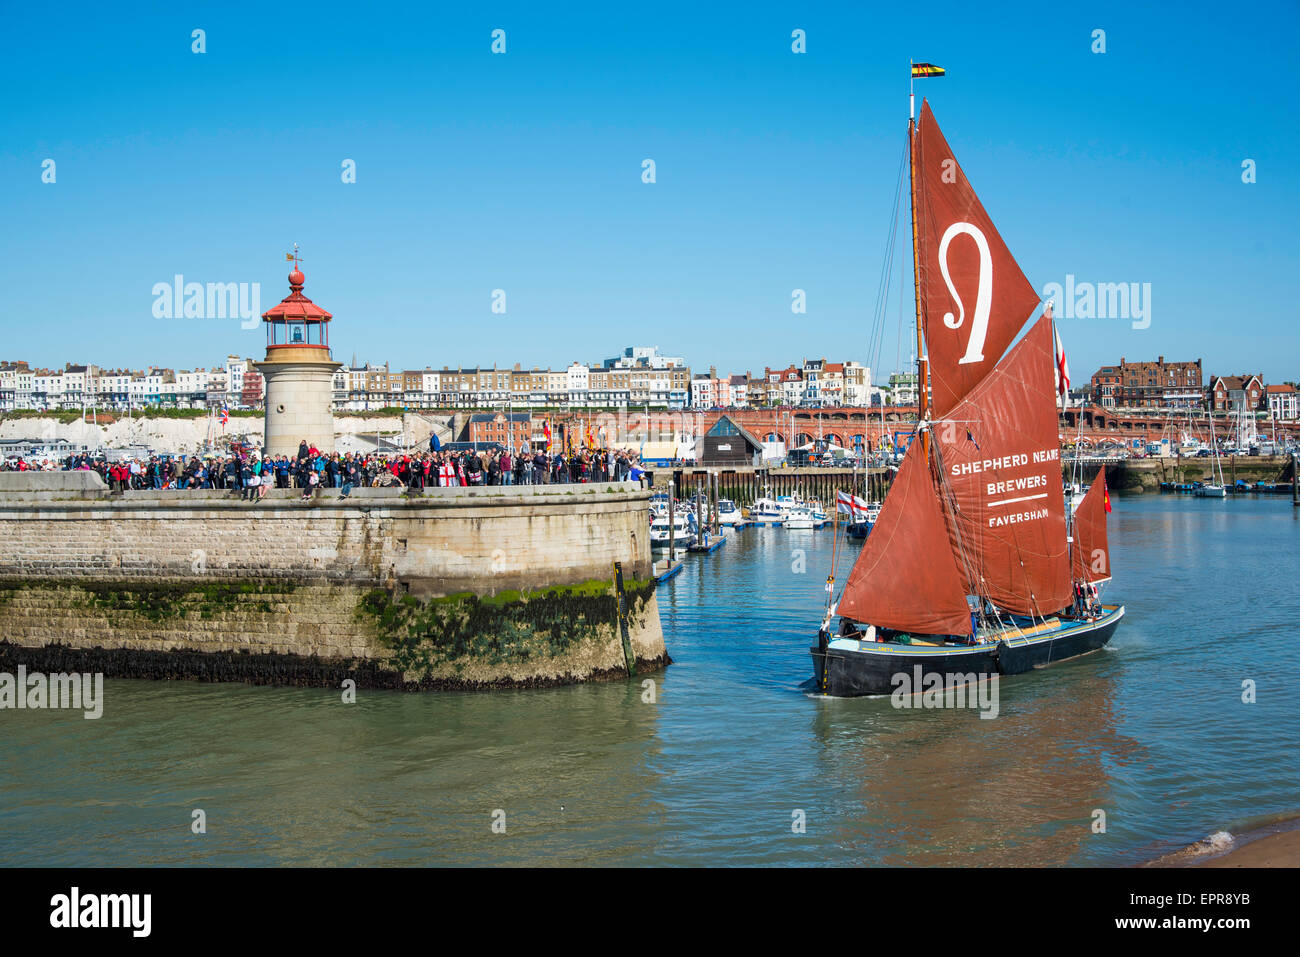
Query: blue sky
[[1, 1, 1296, 384]]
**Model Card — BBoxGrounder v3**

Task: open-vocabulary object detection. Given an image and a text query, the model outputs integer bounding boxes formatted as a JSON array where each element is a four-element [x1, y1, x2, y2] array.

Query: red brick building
[[1208, 374, 1264, 412], [240, 369, 264, 409], [467, 412, 536, 449], [1088, 356, 1202, 409]]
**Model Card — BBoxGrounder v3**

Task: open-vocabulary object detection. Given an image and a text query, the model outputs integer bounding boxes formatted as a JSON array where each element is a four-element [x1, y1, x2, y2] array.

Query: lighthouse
[[254, 250, 341, 457]]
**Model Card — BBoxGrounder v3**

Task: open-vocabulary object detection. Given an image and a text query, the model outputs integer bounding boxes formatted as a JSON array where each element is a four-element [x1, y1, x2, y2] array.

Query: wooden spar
[[668, 485, 675, 554], [696, 473, 703, 542], [909, 111, 929, 463], [711, 471, 720, 533]]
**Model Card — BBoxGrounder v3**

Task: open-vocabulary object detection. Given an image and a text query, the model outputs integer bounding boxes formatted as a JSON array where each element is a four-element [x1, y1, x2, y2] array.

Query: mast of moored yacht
[[908, 63, 930, 463]]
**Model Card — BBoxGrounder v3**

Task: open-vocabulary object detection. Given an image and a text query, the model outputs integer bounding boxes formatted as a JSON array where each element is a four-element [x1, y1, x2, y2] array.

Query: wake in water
[[1142, 831, 1235, 867]]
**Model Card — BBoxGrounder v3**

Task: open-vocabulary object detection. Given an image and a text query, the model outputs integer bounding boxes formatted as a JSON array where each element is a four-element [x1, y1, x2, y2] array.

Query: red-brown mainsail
[[932, 315, 1071, 616], [914, 101, 1041, 417]]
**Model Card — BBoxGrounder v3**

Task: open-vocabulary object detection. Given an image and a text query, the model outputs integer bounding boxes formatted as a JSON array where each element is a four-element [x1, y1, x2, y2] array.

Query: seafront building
[[1088, 356, 1204, 409], [0, 348, 881, 413], [3, 345, 1296, 427]]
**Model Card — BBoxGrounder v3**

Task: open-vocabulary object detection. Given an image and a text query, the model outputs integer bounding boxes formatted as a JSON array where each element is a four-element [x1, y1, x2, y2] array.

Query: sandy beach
[[1193, 829, 1300, 867]]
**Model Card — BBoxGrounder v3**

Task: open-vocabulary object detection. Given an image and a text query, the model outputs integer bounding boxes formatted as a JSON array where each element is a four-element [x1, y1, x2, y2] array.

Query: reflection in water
[[810, 664, 1146, 865], [0, 495, 1296, 865]]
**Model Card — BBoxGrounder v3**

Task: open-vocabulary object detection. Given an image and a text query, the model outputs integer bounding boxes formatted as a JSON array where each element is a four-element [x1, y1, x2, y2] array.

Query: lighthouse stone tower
[[254, 258, 341, 458]]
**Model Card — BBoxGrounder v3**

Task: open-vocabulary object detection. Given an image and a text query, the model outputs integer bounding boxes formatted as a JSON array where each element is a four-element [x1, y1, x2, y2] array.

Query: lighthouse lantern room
[[262, 248, 332, 349]]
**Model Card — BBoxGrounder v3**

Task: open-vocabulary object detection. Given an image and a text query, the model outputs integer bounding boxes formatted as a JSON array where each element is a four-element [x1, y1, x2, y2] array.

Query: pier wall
[[0, 480, 665, 690], [1097, 455, 1293, 492]]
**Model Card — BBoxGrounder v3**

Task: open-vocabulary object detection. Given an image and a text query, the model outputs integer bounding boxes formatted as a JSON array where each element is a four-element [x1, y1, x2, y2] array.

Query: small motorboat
[[748, 496, 784, 525], [717, 498, 745, 526], [784, 506, 816, 529], [650, 511, 696, 548]]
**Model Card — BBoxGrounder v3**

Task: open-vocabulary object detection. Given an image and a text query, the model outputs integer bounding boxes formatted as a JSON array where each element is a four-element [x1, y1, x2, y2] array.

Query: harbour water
[[1, 493, 1297, 866]]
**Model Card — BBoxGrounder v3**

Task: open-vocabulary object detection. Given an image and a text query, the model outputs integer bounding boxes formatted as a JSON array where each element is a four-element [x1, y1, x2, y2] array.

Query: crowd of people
[[1, 438, 648, 499]]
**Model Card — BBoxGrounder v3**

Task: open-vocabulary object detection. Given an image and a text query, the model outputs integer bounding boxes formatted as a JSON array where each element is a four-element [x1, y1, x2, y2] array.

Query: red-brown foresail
[[1070, 467, 1112, 583], [837, 440, 972, 635]]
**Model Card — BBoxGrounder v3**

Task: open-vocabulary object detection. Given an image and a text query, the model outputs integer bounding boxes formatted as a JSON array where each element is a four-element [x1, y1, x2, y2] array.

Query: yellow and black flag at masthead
[[910, 62, 945, 78]]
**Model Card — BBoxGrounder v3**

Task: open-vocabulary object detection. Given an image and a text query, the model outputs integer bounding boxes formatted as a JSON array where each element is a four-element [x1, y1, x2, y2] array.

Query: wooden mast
[[909, 68, 929, 462]]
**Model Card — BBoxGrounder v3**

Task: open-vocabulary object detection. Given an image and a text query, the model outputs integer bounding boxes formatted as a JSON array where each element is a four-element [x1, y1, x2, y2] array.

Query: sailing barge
[[812, 90, 1123, 697]]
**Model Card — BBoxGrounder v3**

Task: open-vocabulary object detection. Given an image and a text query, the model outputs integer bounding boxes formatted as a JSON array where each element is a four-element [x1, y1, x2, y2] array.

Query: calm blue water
[[1, 493, 1297, 865]]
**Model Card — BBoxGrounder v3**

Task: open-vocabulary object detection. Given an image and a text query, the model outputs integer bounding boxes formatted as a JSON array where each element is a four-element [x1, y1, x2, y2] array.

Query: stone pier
[[0, 474, 666, 690]]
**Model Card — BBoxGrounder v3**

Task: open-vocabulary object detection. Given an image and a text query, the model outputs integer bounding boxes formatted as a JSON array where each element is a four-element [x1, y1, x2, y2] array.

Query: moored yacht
[[648, 492, 672, 519], [650, 510, 697, 548], [784, 505, 816, 529], [717, 498, 744, 525], [748, 495, 785, 525]]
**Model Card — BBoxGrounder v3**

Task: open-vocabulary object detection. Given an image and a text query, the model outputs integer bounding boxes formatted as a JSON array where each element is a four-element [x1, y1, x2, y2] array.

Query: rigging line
[[894, 132, 909, 380], [865, 198, 896, 374], [866, 137, 908, 377], [871, 202, 900, 375]]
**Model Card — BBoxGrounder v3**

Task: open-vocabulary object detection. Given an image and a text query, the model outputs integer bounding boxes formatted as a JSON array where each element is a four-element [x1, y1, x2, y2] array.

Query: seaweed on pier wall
[[0, 573, 666, 690], [65, 579, 298, 620], [356, 578, 655, 682]]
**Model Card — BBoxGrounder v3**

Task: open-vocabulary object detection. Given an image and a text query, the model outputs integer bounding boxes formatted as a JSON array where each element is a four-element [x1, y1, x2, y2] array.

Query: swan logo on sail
[[938, 221, 992, 365]]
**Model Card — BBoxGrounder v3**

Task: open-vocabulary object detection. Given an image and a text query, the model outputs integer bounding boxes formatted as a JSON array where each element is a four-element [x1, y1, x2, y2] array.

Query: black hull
[[810, 607, 1123, 698]]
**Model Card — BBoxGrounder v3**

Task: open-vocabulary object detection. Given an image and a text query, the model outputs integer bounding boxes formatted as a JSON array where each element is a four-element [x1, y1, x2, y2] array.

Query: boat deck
[[828, 606, 1122, 656]]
